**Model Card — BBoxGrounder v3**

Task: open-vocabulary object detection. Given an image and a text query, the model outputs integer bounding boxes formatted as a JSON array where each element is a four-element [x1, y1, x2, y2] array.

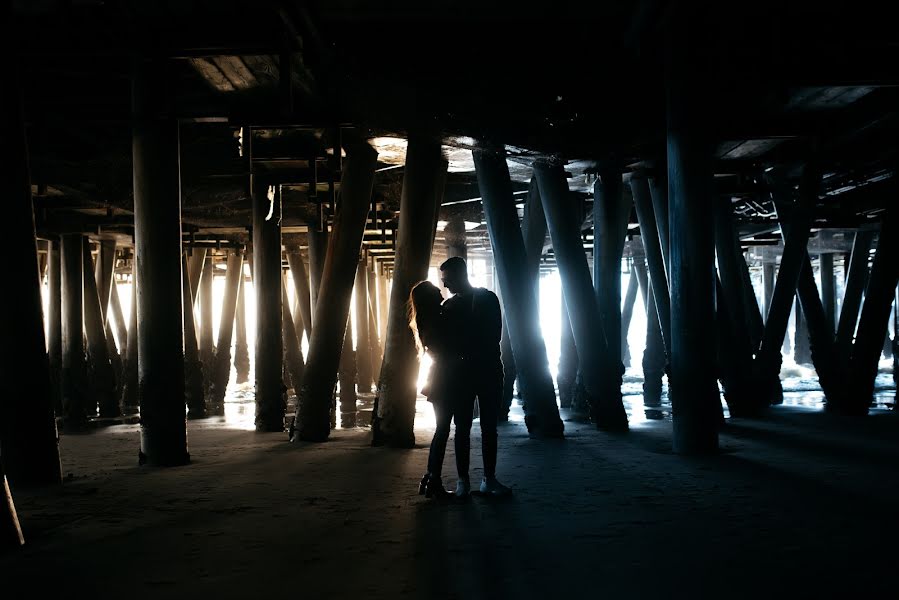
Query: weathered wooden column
[[794, 301, 812, 364], [120, 271, 139, 413], [444, 214, 468, 260], [0, 64, 61, 485], [97, 240, 123, 382], [286, 248, 313, 343], [848, 209, 898, 413], [109, 273, 128, 359], [370, 137, 445, 446], [253, 178, 285, 432], [133, 58, 188, 466], [82, 241, 118, 418], [473, 151, 564, 437], [293, 139, 378, 443], [209, 251, 244, 414], [48, 240, 63, 416], [281, 277, 305, 396], [338, 317, 357, 425], [762, 263, 775, 322], [637, 263, 666, 406], [593, 166, 630, 381], [234, 278, 250, 384], [666, 28, 720, 453], [836, 229, 875, 356], [199, 256, 215, 368], [536, 160, 625, 431], [187, 248, 205, 304], [620, 266, 639, 368], [557, 288, 579, 409], [182, 253, 205, 419], [714, 197, 757, 415], [307, 227, 329, 316], [755, 169, 819, 408], [377, 267, 389, 344], [820, 253, 836, 334], [366, 265, 383, 379], [630, 176, 672, 358], [738, 250, 765, 351], [61, 233, 88, 429], [354, 254, 373, 393]]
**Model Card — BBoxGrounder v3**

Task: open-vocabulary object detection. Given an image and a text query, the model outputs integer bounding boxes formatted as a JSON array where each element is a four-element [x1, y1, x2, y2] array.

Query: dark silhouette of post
[[762, 263, 775, 322], [234, 277, 250, 385], [444, 214, 468, 260], [366, 266, 383, 379], [666, 25, 720, 454], [133, 58, 188, 466], [253, 179, 285, 432], [820, 253, 836, 334], [308, 227, 329, 317], [557, 289, 578, 409], [338, 316, 357, 426], [281, 277, 305, 398], [593, 166, 630, 384], [286, 248, 313, 343], [82, 241, 118, 418], [848, 209, 898, 413], [120, 271, 139, 413], [371, 137, 445, 447], [1, 462, 25, 548], [208, 251, 244, 414], [836, 229, 875, 357], [0, 63, 61, 486], [477, 150, 564, 437], [294, 139, 378, 443], [61, 233, 87, 430], [182, 253, 205, 419], [630, 176, 671, 357], [48, 240, 63, 416], [536, 159, 624, 431], [354, 255, 373, 392], [199, 256, 215, 369]]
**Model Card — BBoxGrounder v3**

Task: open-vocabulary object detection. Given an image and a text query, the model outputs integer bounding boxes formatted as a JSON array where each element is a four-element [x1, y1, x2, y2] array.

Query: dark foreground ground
[[3, 404, 898, 599]]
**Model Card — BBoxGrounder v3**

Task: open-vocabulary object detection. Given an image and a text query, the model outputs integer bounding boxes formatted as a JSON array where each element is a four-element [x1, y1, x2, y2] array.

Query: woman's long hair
[[409, 280, 443, 357]]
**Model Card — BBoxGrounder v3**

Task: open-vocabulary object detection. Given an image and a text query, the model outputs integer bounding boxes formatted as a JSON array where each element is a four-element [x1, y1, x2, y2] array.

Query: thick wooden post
[[182, 253, 205, 419], [476, 151, 564, 437], [286, 249, 313, 343], [820, 253, 836, 334], [536, 160, 624, 431], [234, 277, 250, 385], [48, 240, 63, 416], [370, 137, 445, 447], [836, 230, 875, 356], [133, 58, 188, 466], [61, 233, 87, 429], [593, 166, 630, 380], [354, 255, 373, 392], [253, 179, 284, 432], [120, 270, 139, 413], [293, 139, 378, 442], [0, 61, 61, 485], [667, 25, 720, 453], [630, 177, 671, 356], [848, 209, 899, 413], [281, 277, 305, 398], [208, 251, 244, 414], [82, 241, 118, 418], [199, 256, 215, 368]]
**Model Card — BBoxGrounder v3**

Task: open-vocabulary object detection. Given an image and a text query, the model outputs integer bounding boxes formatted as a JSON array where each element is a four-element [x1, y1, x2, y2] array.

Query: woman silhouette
[[409, 280, 461, 499]]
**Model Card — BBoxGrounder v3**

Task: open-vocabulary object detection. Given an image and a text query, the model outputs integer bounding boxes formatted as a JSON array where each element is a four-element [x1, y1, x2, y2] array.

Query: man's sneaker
[[455, 478, 471, 498], [480, 477, 512, 497]]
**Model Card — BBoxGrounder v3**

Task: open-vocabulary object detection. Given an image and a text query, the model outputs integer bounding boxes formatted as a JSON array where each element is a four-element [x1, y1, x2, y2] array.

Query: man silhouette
[[439, 256, 512, 497]]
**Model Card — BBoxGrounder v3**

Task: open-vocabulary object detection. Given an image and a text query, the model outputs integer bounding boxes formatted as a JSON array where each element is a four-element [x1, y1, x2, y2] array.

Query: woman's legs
[[453, 392, 475, 481], [426, 400, 453, 478]]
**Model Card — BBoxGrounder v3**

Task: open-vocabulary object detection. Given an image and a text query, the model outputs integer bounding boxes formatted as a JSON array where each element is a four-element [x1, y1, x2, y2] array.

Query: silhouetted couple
[[410, 257, 512, 500]]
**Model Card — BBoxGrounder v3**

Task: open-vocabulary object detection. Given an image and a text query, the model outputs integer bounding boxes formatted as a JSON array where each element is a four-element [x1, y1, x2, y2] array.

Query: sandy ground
[[3, 403, 899, 599]]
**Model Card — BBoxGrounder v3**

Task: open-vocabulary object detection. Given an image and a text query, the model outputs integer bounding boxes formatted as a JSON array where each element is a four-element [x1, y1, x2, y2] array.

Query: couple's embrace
[[410, 257, 512, 500]]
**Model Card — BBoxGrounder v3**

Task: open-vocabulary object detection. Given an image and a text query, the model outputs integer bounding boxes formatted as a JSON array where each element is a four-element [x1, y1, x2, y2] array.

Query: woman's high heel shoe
[[424, 476, 454, 499], [418, 473, 430, 496]]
